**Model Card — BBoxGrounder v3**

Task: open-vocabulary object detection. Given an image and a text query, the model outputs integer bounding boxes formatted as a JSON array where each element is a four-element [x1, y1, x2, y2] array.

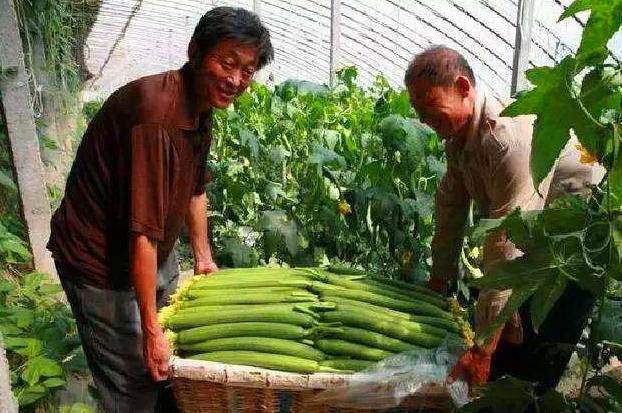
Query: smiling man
[[404, 46, 603, 393], [47, 7, 273, 412]]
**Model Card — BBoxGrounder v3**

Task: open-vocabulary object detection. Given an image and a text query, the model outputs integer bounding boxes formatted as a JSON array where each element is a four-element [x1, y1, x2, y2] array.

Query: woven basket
[[171, 357, 454, 412]]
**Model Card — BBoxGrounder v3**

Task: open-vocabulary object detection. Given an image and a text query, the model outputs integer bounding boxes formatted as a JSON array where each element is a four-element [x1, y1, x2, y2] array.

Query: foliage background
[[177, 68, 446, 283]]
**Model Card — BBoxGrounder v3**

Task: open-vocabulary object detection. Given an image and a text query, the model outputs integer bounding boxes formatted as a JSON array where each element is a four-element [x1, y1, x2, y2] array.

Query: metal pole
[[329, 0, 341, 87], [511, 0, 535, 95]]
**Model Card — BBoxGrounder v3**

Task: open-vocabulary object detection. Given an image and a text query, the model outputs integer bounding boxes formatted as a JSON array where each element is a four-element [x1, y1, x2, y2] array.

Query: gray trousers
[[57, 253, 180, 413]]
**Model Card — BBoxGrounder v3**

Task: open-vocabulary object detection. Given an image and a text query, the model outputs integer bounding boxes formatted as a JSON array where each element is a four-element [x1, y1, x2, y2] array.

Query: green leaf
[[260, 210, 300, 256], [537, 390, 572, 413], [21, 356, 64, 385], [458, 377, 535, 413], [10, 308, 34, 329], [61, 403, 97, 413], [587, 375, 622, 402], [425, 154, 446, 179], [238, 127, 259, 159], [220, 237, 258, 268], [560, 0, 622, 68], [501, 57, 581, 188], [471, 247, 552, 291], [41, 377, 66, 388], [379, 115, 426, 165], [477, 281, 539, 345], [39, 283, 63, 296], [0, 322, 23, 336], [0, 169, 16, 191], [308, 144, 346, 173], [529, 275, 567, 331], [592, 298, 622, 344], [22, 272, 47, 290], [16, 384, 47, 406], [0, 277, 15, 292]]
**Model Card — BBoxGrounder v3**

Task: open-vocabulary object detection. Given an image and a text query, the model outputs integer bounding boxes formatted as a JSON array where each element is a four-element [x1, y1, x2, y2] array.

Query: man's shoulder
[[480, 94, 534, 155], [105, 69, 181, 125]]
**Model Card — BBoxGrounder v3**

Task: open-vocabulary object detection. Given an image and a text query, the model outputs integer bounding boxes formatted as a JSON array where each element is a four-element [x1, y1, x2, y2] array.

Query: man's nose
[[228, 70, 242, 88]]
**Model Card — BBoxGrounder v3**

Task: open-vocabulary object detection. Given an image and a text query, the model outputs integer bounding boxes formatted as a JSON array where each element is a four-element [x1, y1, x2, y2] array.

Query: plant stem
[[580, 122, 618, 396]]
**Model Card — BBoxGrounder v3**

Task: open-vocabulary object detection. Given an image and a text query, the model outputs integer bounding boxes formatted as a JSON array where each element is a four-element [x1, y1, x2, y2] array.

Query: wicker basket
[[171, 357, 454, 412]]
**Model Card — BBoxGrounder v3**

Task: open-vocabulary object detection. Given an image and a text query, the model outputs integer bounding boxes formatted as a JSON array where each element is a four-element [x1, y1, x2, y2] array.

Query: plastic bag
[[312, 339, 470, 410]]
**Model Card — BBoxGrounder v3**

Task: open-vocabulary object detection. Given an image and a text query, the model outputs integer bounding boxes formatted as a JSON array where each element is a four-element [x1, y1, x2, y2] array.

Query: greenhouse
[[0, 0, 621, 412]]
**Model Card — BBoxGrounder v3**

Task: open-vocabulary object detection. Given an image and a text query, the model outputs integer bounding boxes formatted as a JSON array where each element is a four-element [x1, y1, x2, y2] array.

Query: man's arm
[[187, 192, 218, 274], [450, 119, 552, 387], [130, 233, 170, 381], [429, 162, 470, 295]]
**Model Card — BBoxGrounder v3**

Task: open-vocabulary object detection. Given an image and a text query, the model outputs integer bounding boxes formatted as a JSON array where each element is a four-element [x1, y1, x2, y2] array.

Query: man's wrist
[[141, 313, 162, 336]]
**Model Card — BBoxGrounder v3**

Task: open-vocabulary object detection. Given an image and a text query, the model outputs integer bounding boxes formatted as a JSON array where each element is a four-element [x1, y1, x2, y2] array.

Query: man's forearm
[[186, 192, 213, 263], [130, 234, 159, 334]]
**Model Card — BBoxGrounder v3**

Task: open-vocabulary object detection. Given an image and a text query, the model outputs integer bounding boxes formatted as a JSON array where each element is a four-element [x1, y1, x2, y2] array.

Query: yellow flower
[[338, 198, 352, 216], [575, 144, 598, 165]]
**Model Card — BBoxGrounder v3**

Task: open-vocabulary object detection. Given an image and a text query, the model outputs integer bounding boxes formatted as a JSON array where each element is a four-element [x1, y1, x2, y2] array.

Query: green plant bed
[[0, 273, 88, 411]]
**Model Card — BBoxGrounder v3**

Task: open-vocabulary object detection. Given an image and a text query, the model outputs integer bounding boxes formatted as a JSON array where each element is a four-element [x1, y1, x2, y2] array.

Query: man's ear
[[455, 76, 472, 97], [188, 40, 198, 68]]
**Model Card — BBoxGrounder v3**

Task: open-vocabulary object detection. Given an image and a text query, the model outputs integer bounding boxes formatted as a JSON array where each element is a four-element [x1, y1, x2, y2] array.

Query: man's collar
[[463, 91, 486, 153], [172, 63, 209, 131]]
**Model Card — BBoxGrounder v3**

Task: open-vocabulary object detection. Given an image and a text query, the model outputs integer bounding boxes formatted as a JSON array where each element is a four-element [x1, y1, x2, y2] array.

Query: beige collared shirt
[[431, 91, 604, 340], [431, 91, 603, 297]]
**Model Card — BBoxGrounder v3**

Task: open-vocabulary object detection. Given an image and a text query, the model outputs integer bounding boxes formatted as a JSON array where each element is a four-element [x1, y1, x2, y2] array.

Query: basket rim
[[170, 356, 450, 397], [170, 356, 352, 390]]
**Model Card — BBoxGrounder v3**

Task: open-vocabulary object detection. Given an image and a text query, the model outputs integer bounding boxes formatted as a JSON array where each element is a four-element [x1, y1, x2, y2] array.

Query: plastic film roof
[[82, 0, 622, 98]]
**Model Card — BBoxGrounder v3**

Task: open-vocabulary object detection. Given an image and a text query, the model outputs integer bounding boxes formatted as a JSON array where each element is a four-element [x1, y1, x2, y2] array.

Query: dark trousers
[[56, 253, 180, 413], [490, 282, 595, 394]]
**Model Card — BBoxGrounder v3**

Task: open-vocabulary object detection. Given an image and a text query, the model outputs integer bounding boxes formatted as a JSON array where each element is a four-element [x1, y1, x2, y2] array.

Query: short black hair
[[191, 7, 274, 69], [404, 45, 476, 87]]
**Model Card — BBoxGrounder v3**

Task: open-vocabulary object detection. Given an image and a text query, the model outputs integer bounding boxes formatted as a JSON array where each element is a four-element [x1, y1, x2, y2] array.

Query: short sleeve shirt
[[47, 64, 212, 290], [432, 92, 604, 279]]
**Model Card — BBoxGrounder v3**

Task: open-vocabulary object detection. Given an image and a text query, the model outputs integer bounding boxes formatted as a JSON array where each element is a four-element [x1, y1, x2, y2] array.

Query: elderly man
[[47, 7, 273, 412], [404, 46, 603, 392]]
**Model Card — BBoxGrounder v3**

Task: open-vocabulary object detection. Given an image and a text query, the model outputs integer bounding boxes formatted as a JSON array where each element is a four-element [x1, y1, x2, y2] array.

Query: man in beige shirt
[[404, 46, 603, 392]]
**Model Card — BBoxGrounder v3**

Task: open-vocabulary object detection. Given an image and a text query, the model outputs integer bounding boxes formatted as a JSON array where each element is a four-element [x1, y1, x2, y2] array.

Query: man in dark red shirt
[[48, 7, 273, 412]]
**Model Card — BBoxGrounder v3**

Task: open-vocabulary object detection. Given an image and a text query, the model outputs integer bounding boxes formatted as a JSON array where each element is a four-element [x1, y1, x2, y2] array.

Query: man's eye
[[244, 68, 255, 77], [221, 60, 234, 69]]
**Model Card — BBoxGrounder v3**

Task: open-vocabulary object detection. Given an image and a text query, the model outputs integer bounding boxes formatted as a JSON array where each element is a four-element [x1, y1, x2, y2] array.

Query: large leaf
[[560, 0, 622, 68], [459, 377, 535, 413], [379, 115, 426, 166], [477, 282, 539, 345], [238, 127, 259, 159], [587, 375, 622, 403], [16, 384, 47, 406], [308, 144, 346, 174], [21, 356, 63, 386], [41, 377, 67, 388], [502, 57, 581, 188], [260, 210, 300, 256], [592, 298, 622, 344], [529, 274, 567, 331]]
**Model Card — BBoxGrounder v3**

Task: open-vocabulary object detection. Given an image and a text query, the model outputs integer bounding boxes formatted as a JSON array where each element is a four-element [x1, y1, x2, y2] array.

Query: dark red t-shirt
[[48, 64, 212, 290]]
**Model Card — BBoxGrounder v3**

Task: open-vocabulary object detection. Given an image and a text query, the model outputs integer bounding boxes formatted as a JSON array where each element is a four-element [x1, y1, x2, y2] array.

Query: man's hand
[[194, 260, 219, 275], [143, 326, 171, 382], [448, 327, 503, 390]]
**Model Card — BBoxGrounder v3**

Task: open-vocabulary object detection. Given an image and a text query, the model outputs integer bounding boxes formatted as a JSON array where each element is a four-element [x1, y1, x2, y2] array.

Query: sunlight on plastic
[[313, 340, 470, 409]]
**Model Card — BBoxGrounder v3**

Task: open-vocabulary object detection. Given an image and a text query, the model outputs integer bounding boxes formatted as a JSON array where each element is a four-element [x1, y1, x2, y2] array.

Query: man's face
[[194, 38, 259, 110], [407, 79, 471, 140]]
